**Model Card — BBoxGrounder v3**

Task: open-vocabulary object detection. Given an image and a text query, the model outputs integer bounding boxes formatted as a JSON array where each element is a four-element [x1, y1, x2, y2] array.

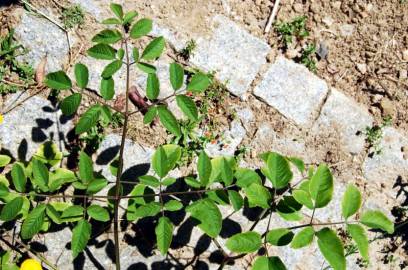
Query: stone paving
[[1, 2, 408, 269]]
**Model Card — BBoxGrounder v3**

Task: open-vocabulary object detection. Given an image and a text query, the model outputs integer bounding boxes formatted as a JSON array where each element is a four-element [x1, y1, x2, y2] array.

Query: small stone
[[332, 1, 342, 9], [339, 24, 355, 37], [356, 63, 367, 74], [316, 42, 329, 60], [371, 94, 383, 103], [380, 98, 394, 116], [402, 49, 408, 61], [293, 3, 304, 12], [285, 48, 299, 59], [399, 69, 407, 80], [253, 57, 328, 127], [322, 16, 334, 27]]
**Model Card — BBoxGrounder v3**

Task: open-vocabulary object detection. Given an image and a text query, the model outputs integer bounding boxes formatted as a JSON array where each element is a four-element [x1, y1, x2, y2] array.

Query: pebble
[[322, 16, 334, 27], [380, 98, 394, 116], [356, 63, 367, 74], [339, 24, 355, 37], [399, 69, 407, 80], [402, 49, 408, 61]]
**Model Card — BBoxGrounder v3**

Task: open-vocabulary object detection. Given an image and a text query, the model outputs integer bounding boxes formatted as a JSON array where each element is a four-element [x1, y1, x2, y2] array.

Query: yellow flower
[[20, 259, 42, 270], [0, 114, 3, 124]]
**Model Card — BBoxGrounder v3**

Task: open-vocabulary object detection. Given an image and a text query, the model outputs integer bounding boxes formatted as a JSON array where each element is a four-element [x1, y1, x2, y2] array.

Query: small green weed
[[300, 44, 317, 72], [62, 5, 85, 29], [365, 116, 392, 156], [275, 16, 309, 46], [179, 39, 197, 60], [0, 29, 34, 94]]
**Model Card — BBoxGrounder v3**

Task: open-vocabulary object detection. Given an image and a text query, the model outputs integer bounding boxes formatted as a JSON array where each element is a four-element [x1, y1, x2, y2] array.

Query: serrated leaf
[[11, 163, 26, 192], [152, 146, 167, 178], [155, 216, 173, 255], [21, 204, 46, 239], [197, 151, 211, 186], [276, 196, 303, 221], [262, 152, 293, 189], [157, 106, 181, 136], [226, 232, 262, 253], [316, 228, 346, 270], [92, 29, 122, 44], [360, 210, 394, 234], [0, 197, 23, 221], [235, 168, 261, 188], [71, 220, 91, 258], [100, 77, 115, 100], [130, 18, 153, 38], [290, 226, 314, 249], [133, 47, 139, 61], [87, 205, 110, 222], [244, 183, 271, 209], [347, 224, 369, 261], [220, 157, 233, 185], [32, 159, 49, 191], [184, 177, 202, 188], [162, 177, 176, 186], [74, 63, 89, 88], [309, 164, 333, 208], [110, 3, 123, 19], [61, 205, 84, 222], [45, 71, 72, 90], [288, 157, 305, 173], [102, 18, 121, 24], [292, 189, 313, 209], [176, 95, 198, 121], [266, 228, 294, 246], [60, 93, 82, 116], [228, 190, 244, 211], [139, 175, 160, 187], [146, 73, 160, 100], [186, 199, 221, 237], [123, 11, 138, 25], [164, 200, 183, 211], [75, 105, 101, 134], [131, 202, 161, 220], [169, 63, 184, 90], [87, 44, 117, 60], [141, 36, 165, 60], [341, 184, 362, 219], [101, 60, 122, 78], [0, 155, 11, 167], [46, 204, 62, 224], [252, 256, 287, 270], [86, 178, 108, 194], [187, 72, 211, 93], [136, 62, 156, 73], [79, 151, 94, 183], [143, 106, 157, 124]]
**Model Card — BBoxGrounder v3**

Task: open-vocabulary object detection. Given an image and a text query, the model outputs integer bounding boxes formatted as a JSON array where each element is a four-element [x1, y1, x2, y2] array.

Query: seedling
[[179, 39, 197, 60], [0, 4, 395, 270], [0, 29, 34, 94], [275, 16, 309, 46], [61, 5, 85, 29], [365, 116, 392, 156], [300, 44, 317, 72]]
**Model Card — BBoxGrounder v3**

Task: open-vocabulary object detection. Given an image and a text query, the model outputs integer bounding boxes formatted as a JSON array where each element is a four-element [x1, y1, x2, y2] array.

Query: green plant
[[275, 16, 309, 46], [61, 5, 85, 29], [300, 44, 317, 72], [365, 116, 392, 155], [0, 29, 34, 94], [0, 4, 395, 270], [179, 39, 197, 60]]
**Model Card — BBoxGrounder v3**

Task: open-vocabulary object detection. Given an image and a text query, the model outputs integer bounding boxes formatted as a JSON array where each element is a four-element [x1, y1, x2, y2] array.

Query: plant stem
[[112, 36, 132, 270]]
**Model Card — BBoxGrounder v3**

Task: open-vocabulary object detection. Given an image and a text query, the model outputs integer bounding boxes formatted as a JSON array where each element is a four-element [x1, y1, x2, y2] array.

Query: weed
[[300, 44, 317, 72], [179, 39, 197, 60], [275, 16, 309, 46], [365, 116, 392, 155], [0, 29, 34, 94], [62, 5, 85, 29]]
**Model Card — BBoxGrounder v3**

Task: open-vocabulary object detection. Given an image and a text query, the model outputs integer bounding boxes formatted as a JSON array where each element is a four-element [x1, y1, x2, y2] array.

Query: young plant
[[365, 116, 392, 156], [275, 16, 309, 47], [0, 3, 395, 270], [0, 29, 34, 94], [179, 39, 197, 60], [61, 5, 85, 29], [300, 44, 317, 72]]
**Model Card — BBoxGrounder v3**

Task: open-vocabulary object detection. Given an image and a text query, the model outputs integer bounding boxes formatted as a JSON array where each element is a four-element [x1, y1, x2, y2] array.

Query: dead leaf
[[129, 85, 148, 114], [35, 55, 47, 85]]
